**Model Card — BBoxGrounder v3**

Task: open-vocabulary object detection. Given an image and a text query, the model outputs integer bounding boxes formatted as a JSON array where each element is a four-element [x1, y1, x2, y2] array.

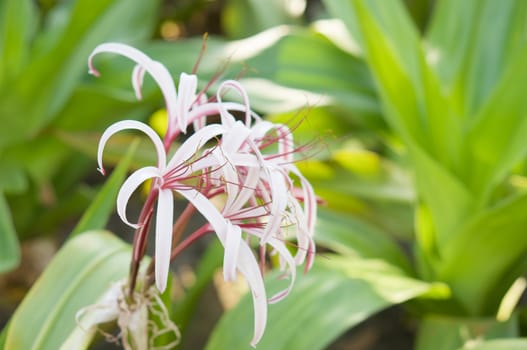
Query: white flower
[[90, 42, 318, 347]]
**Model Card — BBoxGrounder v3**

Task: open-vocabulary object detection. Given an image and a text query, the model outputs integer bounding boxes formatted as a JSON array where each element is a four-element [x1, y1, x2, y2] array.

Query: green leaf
[[0, 193, 19, 273], [439, 193, 527, 315], [416, 314, 519, 350], [410, 145, 475, 252], [329, 0, 460, 164], [459, 339, 527, 350], [315, 208, 411, 271], [223, 0, 302, 39], [70, 139, 138, 237], [172, 240, 223, 333], [0, 0, 161, 149], [206, 256, 446, 350], [426, 0, 527, 117], [324, 0, 473, 248], [244, 28, 379, 116], [465, 45, 527, 202], [0, 0, 37, 83], [5, 231, 130, 350]]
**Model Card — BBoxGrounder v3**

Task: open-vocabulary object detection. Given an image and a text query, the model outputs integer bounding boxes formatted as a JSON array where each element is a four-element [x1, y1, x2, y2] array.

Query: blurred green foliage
[[4, 0, 527, 349]]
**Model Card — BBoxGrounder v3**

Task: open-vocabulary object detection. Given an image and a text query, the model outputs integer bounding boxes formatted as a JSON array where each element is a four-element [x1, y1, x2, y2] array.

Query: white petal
[[266, 237, 296, 304], [222, 120, 252, 153], [177, 189, 227, 239], [261, 169, 288, 244], [236, 241, 268, 347], [289, 165, 317, 234], [116, 166, 162, 229], [155, 188, 174, 293], [176, 189, 267, 345], [223, 221, 242, 281], [217, 80, 252, 126], [229, 166, 260, 213], [176, 73, 198, 133], [89, 43, 178, 136], [98, 120, 167, 173], [166, 124, 225, 170]]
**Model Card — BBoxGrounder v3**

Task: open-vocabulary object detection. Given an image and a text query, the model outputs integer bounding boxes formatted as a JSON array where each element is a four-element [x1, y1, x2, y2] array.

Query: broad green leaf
[[172, 240, 223, 335], [426, 0, 527, 117], [410, 145, 475, 252], [416, 314, 519, 350], [70, 139, 138, 237], [465, 45, 527, 203], [223, 0, 303, 39], [315, 208, 411, 271], [206, 256, 447, 350], [5, 231, 130, 350], [0, 0, 161, 149], [244, 28, 379, 116], [0, 193, 20, 272], [439, 193, 527, 315], [459, 339, 527, 350], [324, 0, 471, 247], [0, 323, 7, 348], [0, 0, 37, 83], [327, 0, 459, 165]]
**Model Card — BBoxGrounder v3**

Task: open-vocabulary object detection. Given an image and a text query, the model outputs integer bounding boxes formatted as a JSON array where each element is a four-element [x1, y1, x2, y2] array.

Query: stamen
[[192, 32, 209, 75]]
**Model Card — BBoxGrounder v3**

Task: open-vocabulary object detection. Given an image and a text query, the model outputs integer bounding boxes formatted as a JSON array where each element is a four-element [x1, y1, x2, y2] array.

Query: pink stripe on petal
[[116, 166, 162, 229], [132, 65, 146, 100], [155, 188, 174, 293]]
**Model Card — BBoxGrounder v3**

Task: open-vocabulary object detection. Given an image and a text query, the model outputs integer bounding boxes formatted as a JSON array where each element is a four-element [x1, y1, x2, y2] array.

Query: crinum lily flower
[[97, 120, 226, 292], [97, 121, 270, 345], [89, 42, 318, 347]]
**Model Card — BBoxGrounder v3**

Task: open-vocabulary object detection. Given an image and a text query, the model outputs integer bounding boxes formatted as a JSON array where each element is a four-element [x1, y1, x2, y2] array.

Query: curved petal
[[155, 188, 174, 292], [229, 166, 261, 213], [175, 73, 198, 133], [98, 120, 167, 173], [116, 166, 162, 229], [166, 124, 225, 170], [176, 188, 267, 346], [132, 65, 146, 100], [223, 221, 242, 281], [266, 237, 296, 304], [217, 80, 252, 127], [222, 120, 252, 153], [261, 169, 289, 244], [89, 43, 178, 135], [176, 188, 227, 241], [236, 241, 268, 347]]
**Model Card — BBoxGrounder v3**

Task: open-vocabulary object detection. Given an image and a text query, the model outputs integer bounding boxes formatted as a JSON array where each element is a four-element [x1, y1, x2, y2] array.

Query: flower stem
[[128, 187, 158, 297]]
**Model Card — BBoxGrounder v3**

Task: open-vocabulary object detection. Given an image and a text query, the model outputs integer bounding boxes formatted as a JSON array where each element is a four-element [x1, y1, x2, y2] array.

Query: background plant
[[3, 0, 527, 349]]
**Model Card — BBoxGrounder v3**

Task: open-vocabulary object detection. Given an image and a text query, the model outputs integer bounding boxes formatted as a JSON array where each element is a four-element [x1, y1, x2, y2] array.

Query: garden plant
[[2, 0, 527, 350]]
